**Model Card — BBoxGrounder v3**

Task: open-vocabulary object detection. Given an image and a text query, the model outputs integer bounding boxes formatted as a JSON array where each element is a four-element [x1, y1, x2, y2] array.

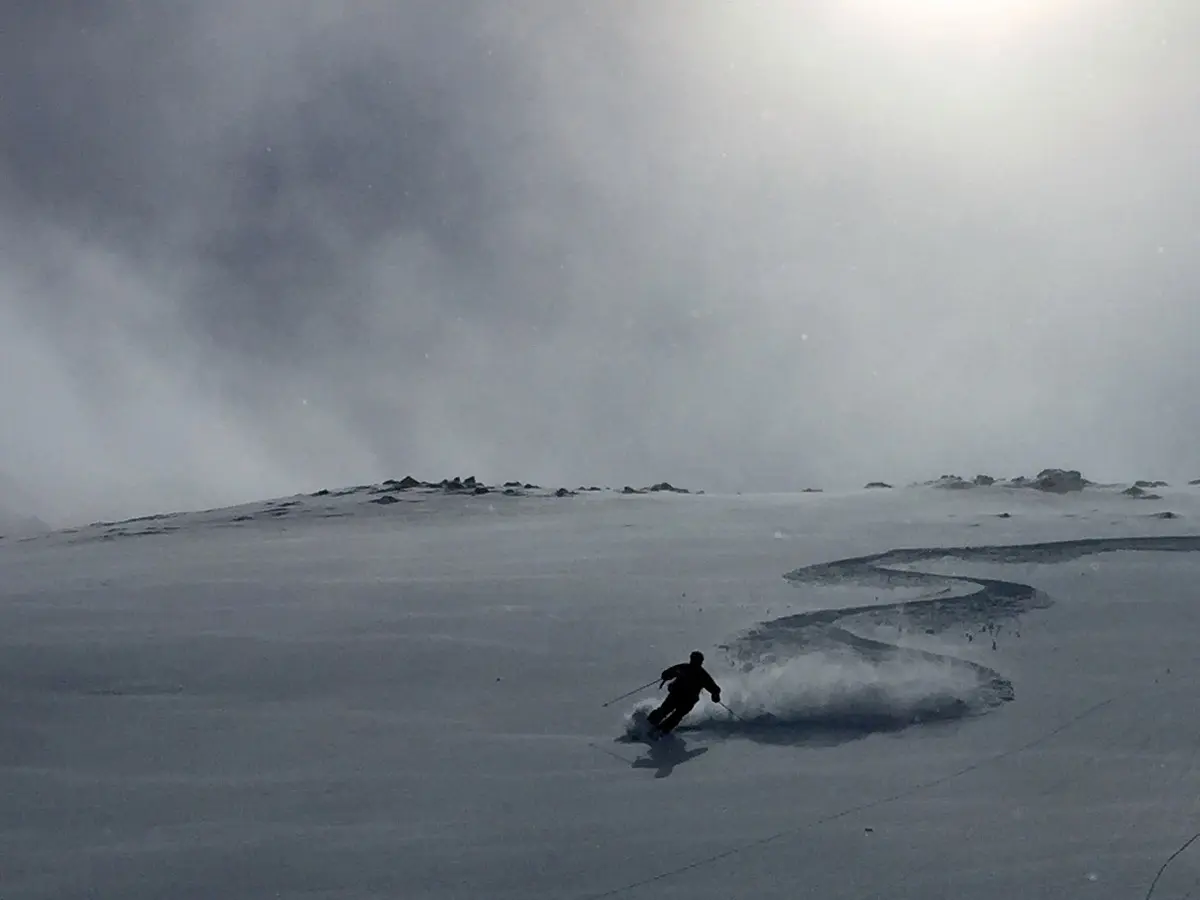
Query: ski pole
[[719, 701, 747, 723], [601, 679, 659, 708]]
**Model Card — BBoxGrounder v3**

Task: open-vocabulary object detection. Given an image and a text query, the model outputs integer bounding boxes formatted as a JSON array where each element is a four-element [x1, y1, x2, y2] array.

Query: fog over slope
[[3, 2, 1199, 525], [0, 504, 48, 539]]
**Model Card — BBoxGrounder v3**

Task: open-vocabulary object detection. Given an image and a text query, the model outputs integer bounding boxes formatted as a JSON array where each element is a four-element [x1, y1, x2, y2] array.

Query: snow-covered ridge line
[[0, 508, 50, 540], [18, 476, 700, 544], [308, 474, 696, 502], [12, 466, 1200, 544]]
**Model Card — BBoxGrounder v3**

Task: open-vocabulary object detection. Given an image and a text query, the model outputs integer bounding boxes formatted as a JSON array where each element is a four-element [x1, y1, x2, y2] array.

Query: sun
[[836, 0, 1067, 44]]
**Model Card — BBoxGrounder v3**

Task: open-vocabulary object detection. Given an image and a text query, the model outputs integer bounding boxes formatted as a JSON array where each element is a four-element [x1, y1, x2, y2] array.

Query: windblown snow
[[4, 474, 1200, 898]]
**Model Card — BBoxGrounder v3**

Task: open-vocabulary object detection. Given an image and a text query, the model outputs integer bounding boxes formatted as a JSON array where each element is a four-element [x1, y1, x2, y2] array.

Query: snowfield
[[4, 479, 1200, 899]]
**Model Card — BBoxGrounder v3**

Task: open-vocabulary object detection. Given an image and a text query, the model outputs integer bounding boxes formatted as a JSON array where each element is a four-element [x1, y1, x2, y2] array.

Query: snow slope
[[0, 471, 50, 538], [3, 479, 1200, 898], [0, 504, 48, 540]]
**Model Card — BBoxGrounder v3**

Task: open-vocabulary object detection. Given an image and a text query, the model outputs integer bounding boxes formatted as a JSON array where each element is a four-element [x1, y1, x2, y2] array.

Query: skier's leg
[[656, 698, 697, 734], [647, 697, 674, 726]]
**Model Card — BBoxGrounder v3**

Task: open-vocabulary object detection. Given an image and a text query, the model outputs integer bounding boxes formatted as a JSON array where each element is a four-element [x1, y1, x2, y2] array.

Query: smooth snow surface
[[4, 482, 1200, 898]]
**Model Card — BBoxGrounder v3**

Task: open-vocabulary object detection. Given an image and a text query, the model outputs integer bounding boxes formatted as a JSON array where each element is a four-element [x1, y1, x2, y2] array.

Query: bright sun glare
[[841, 0, 1062, 43]]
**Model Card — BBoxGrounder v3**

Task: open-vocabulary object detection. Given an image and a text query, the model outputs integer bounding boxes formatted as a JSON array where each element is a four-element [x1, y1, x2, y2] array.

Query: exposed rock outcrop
[[648, 482, 689, 494], [1028, 469, 1088, 493], [1123, 486, 1162, 500]]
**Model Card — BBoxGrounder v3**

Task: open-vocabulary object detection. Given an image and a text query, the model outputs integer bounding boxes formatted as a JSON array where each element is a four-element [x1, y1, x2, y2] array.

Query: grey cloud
[[3, 1, 1199, 524]]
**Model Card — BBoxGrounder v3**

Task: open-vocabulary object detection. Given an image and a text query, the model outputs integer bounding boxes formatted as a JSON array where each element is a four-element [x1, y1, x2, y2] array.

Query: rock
[[1123, 486, 1161, 500], [384, 475, 427, 489], [504, 481, 523, 488], [996, 512, 1012, 518], [1032, 469, 1087, 493], [1190, 479, 1200, 486], [973, 474, 996, 486], [931, 475, 973, 490], [802, 488, 824, 493], [622, 486, 643, 494], [473, 486, 490, 495], [371, 495, 400, 505], [864, 481, 893, 489], [1152, 511, 1180, 519], [555, 487, 575, 498], [648, 482, 689, 493], [312, 489, 330, 497], [1135, 480, 1169, 488]]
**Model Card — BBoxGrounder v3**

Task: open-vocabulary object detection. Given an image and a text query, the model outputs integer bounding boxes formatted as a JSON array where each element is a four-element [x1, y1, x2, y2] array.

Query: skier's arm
[[703, 670, 721, 701], [659, 664, 684, 686]]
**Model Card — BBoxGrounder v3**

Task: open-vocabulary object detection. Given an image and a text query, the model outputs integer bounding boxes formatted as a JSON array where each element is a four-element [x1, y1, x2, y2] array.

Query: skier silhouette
[[647, 651, 721, 735]]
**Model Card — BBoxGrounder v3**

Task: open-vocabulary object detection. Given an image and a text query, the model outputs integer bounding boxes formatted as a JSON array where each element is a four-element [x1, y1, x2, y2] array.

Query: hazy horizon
[[4, 1, 1199, 526]]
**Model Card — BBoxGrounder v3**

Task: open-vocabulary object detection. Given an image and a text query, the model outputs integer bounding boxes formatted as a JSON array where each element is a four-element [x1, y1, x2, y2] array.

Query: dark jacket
[[660, 661, 720, 702]]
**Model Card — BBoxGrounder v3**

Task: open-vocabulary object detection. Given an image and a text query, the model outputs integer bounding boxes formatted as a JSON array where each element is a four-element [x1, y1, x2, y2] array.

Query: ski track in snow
[[678, 534, 1200, 744], [595, 533, 1200, 899], [8, 484, 1200, 900]]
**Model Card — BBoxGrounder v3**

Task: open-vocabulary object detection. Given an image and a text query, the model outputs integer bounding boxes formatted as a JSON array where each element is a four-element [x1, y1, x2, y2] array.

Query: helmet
[[689, 650, 704, 664]]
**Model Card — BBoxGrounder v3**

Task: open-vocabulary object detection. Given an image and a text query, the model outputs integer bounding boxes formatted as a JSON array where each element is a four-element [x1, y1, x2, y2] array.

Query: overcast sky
[[2, 1, 1198, 525]]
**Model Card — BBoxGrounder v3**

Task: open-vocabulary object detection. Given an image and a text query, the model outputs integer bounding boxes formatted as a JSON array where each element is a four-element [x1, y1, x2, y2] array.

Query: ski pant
[[648, 693, 698, 734]]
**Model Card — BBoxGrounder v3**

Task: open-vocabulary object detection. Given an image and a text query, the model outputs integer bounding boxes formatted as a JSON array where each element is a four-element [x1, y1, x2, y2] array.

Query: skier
[[647, 651, 721, 735]]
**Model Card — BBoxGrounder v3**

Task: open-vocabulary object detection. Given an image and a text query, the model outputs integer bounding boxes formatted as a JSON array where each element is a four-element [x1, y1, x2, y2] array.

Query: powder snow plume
[[622, 646, 1011, 746], [725, 647, 1003, 723]]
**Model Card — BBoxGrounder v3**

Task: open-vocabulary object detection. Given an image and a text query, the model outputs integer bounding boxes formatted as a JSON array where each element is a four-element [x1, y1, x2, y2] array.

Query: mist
[[3, 1, 1198, 526]]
